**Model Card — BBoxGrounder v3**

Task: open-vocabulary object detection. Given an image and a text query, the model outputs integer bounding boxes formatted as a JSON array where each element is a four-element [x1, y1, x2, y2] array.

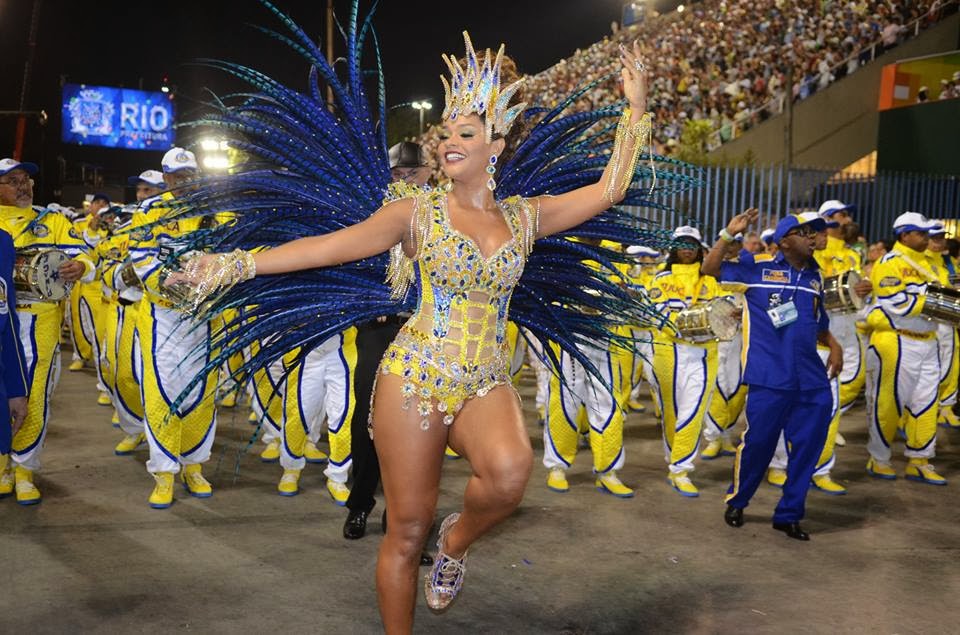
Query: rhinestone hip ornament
[[486, 154, 498, 191]]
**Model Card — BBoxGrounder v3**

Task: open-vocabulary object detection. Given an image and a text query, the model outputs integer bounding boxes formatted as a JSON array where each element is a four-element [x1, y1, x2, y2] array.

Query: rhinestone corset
[[378, 191, 533, 430]]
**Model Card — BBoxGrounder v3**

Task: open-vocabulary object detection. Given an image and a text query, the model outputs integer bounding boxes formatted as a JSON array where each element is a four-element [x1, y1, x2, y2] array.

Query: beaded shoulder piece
[[385, 187, 439, 300]]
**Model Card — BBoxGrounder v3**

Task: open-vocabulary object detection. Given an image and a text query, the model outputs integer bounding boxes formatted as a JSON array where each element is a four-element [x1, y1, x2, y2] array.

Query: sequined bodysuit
[[377, 190, 536, 430]]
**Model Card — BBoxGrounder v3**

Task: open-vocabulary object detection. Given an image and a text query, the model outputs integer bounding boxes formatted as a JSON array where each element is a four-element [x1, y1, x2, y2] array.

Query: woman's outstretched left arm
[[535, 40, 650, 238]]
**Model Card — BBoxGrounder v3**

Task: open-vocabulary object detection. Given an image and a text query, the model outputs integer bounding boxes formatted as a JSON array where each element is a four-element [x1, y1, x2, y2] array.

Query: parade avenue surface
[[2, 358, 958, 634]]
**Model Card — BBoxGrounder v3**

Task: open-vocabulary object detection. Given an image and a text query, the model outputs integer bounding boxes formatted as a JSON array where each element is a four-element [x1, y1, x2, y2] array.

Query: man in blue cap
[[702, 209, 843, 540]]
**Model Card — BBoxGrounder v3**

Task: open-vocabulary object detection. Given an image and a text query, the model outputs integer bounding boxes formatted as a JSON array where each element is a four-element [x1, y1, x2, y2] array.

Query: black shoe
[[381, 509, 387, 534], [724, 505, 744, 528], [343, 509, 369, 540], [772, 521, 810, 541], [420, 552, 434, 566]]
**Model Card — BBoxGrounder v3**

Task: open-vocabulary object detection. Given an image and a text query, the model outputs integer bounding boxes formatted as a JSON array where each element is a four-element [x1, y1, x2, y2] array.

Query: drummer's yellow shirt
[[648, 262, 723, 344], [0, 205, 95, 308], [814, 235, 862, 277]]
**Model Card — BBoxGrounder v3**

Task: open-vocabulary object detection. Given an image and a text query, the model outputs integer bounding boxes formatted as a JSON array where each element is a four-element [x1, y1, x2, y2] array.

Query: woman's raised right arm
[[253, 197, 415, 275]]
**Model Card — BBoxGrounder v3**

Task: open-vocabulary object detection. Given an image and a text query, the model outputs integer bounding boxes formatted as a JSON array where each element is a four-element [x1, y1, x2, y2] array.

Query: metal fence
[[631, 165, 960, 242]]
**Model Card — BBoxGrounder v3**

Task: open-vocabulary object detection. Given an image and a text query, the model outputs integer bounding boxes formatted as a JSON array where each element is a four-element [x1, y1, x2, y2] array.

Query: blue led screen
[[62, 84, 175, 150]]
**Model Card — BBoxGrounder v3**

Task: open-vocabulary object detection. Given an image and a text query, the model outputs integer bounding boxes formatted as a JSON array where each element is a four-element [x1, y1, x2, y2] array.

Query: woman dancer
[[175, 34, 649, 634]]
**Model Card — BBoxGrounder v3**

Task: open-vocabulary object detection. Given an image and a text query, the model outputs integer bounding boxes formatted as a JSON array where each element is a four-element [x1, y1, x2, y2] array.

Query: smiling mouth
[[444, 152, 465, 163]]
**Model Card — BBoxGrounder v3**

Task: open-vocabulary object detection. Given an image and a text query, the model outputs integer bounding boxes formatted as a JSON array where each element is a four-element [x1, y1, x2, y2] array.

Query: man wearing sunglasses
[[703, 210, 842, 540]]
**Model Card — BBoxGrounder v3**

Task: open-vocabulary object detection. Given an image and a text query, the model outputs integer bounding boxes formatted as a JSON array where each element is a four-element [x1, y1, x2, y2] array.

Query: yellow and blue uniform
[[541, 240, 631, 492], [614, 246, 659, 410], [865, 243, 941, 470], [127, 194, 219, 489], [926, 248, 958, 425], [0, 204, 94, 475], [703, 281, 746, 454], [648, 263, 721, 487], [68, 215, 107, 371], [279, 331, 356, 491], [98, 215, 146, 441], [721, 252, 833, 523], [815, 235, 866, 411]]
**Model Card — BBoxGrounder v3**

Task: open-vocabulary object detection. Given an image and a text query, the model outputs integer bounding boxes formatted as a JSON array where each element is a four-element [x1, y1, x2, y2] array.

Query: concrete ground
[[2, 358, 959, 634]]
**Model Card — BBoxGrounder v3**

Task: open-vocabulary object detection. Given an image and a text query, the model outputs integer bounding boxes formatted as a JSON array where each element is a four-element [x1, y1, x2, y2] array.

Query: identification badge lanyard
[[767, 266, 804, 329]]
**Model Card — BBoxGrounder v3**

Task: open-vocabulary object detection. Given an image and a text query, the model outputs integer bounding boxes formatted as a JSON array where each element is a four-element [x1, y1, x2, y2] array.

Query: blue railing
[[630, 165, 960, 242]]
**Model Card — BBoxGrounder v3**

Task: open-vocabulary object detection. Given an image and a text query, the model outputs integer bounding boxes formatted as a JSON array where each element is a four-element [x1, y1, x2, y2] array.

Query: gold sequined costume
[[377, 190, 536, 431]]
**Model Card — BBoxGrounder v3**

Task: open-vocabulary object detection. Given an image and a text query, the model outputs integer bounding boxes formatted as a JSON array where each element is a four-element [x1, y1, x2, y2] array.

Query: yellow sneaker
[[700, 439, 723, 460], [444, 446, 461, 460], [811, 474, 847, 495], [218, 391, 237, 408], [181, 464, 213, 498], [111, 411, 120, 428], [248, 411, 258, 424], [720, 438, 738, 456], [260, 439, 281, 462], [904, 460, 947, 486], [277, 469, 301, 497], [149, 472, 175, 509], [97, 392, 112, 406], [304, 441, 328, 464], [68, 359, 85, 371], [866, 457, 897, 480], [596, 472, 635, 498], [627, 399, 646, 413], [767, 468, 787, 488], [667, 471, 699, 498], [0, 456, 13, 498], [939, 407, 960, 429], [114, 432, 145, 455], [834, 432, 847, 447], [14, 467, 41, 505], [327, 480, 350, 506], [546, 468, 569, 493]]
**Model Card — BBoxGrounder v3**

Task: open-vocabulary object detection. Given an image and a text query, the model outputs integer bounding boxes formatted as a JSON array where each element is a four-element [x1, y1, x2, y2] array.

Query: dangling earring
[[486, 154, 498, 191]]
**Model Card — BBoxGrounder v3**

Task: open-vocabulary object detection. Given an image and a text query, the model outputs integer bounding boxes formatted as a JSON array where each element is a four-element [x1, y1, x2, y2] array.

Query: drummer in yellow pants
[[0, 158, 95, 504], [542, 340, 633, 497], [277, 330, 356, 503], [649, 227, 723, 497]]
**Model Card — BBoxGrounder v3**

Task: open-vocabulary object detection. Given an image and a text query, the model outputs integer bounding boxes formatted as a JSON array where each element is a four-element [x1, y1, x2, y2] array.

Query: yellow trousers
[[281, 330, 356, 482], [138, 304, 218, 474], [10, 304, 62, 471], [542, 343, 626, 474], [866, 331, 939, 463], [652, 338, 717, 474]]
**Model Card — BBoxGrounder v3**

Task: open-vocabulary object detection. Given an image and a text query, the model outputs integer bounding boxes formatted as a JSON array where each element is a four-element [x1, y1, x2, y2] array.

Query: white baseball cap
[[127, 169, 166, 187], [760, 228, 776, 244], [161, 148, 198, 173], [672, 226, 703, 243], [0, 158, 38, 176], [625, 245, 660, 257], [928, 222, 946, 236], [893, 211, 937, 234], [818, 199, 855, 217]]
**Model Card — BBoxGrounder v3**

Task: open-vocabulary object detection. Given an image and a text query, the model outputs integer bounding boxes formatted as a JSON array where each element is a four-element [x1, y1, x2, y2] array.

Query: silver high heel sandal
[[423, 513, 468, 612]]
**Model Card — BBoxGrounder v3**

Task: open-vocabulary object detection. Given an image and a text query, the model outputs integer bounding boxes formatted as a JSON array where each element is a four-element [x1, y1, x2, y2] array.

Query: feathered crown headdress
[[440, 31, 527, 143]]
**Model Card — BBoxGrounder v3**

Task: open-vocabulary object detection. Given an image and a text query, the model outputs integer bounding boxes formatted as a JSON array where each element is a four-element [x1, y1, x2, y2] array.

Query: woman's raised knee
[[485, 449, 533, 505]]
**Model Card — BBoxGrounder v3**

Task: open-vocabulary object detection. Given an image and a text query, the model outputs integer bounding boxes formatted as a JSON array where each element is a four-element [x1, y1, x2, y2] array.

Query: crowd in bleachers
[[419, 0, 956, 161]]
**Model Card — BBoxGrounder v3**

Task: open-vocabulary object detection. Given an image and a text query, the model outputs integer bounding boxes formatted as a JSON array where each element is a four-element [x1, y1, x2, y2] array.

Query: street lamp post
[[411, 100, 432, 136]]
